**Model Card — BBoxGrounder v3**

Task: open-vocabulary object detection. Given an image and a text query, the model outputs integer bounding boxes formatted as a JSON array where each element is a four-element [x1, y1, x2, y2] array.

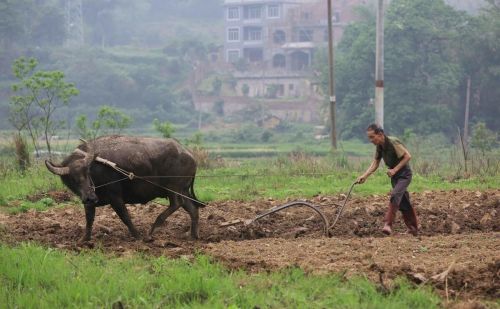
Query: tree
[[328, 6, 376, 138], [321, 0, 468, 138], [148, 0, 223, 20], [9, 57, 79, 156], [76, 105, 133, 139], [97, 105, 133, 134], [0, 0, 26, 48], [384, 0, 465, 135], [213, 99, 224, 117], [75, 114, 100, 140], [471, 122, 497, 156], [0, 0, 65, 49], [153, 118, 175, 138], [31, 5, 66, 46], [458, 1, 500, 134], [212, 77, 222, 96]]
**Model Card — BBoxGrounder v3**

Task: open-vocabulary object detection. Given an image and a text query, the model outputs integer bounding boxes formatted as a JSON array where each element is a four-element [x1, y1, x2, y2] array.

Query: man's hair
[[366, 123, 384, 134]]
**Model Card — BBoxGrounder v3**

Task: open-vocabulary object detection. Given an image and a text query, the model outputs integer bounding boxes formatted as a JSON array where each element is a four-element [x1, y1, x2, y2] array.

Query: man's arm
[[387, 148, 411, 177], [356, 158, 381, 184]]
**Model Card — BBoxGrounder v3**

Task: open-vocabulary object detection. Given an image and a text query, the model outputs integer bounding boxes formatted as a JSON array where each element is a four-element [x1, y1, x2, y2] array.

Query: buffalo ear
[[45, 160, 70, 175]]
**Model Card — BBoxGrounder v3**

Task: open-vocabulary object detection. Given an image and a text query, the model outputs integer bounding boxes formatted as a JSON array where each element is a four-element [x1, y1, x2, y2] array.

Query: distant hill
[[444, 0, 487, 14]]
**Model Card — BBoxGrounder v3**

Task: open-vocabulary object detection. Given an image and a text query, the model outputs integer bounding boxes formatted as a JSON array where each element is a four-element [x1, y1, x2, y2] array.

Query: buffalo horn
[[45, 160, 70, 175], [73, 148, 89, 157], [74, 148, 96, 165]]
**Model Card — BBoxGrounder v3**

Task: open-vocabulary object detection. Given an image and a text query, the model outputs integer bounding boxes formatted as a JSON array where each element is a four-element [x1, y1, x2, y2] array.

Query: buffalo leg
[[148, 195, 181, 237], [82, 204, 96, 241], [181, 198, 200, 239], [110, 199, 140, 239]]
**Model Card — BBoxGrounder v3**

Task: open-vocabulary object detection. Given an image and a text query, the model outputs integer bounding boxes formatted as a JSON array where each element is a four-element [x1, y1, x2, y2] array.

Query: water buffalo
[[45, 135, 204, 242]]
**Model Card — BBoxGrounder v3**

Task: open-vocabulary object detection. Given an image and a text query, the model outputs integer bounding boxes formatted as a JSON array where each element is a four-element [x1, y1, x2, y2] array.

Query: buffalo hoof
[[78, 235, 91, 244], [130, 231, 141, 240], [77, 239, 94, 249], [143, 235, 154, 243]]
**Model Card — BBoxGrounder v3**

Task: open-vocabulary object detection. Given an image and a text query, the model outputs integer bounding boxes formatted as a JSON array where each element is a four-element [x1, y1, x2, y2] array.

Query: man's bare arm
[[387, 150, 411, 177], [357, 159, 381, 184]]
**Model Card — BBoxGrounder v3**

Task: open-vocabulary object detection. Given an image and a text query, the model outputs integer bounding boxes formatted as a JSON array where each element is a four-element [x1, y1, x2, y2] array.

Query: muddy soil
[[0, 189, 498, 302]]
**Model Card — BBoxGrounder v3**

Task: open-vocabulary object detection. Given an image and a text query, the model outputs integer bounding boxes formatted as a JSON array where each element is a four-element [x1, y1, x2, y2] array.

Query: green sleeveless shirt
[[375, 136, 409, 169]]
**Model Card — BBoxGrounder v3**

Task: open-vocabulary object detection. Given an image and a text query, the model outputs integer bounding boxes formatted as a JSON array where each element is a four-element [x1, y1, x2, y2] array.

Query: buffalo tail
[[189, 177, 205, 208]]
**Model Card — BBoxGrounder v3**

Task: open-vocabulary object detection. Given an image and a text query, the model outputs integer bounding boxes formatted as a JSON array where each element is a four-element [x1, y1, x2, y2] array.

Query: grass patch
[[0, 243, 441, 308], [0, 138, 498, 211], [0, 153, 499, 211], [202, 139, 372, 159], [195, 156, 500, 202], [5, 197, 61, 215], [0, 163, 64, 206]]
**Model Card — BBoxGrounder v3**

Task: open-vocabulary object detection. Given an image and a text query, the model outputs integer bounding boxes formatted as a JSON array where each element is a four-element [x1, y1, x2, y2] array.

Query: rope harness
[[90, 156, 355, 236], [92, 156, 208, 207]]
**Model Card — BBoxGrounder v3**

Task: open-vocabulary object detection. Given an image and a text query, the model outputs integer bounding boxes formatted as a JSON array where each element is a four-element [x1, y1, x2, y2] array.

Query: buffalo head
[[45, 148, 99, 205]]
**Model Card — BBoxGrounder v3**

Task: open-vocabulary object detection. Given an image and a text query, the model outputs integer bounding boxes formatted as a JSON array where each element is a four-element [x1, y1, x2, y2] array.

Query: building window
[[227, 50, 240, 63], [301, 12, 310, 20], [298, 29, 313, 42], [277, 84, 284, 96], [273, 30, 286, 44], [268, 4, 280, 18], [244, 5, 262, 19], [289, 84, 294, 90], [227, 28, 239, 41], [266, 84, 284, 98], [244, 48, 263, 62], [290, 50, 309, 70], [273, 54, 286, 68], [227, 7, 239, 20], [244, 27, 262, 41]]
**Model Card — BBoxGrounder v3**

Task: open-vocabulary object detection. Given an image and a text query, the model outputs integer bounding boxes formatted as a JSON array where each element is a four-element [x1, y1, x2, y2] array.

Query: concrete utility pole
[[327, 0, 337, 149], [375, 0, 384, 128], [463, 76, 471, 149]]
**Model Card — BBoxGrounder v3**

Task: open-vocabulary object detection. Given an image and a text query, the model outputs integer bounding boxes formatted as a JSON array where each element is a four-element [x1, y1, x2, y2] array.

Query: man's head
[[366, 123, 385, 146]]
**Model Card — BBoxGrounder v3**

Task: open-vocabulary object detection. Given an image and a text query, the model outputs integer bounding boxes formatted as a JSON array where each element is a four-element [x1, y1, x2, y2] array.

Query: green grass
[[195, 156, 500, 202], [0, 162, 64, 205], [0, 243, 441, 308], [202, 141, 354, 158], [1, 151, 499, 212]]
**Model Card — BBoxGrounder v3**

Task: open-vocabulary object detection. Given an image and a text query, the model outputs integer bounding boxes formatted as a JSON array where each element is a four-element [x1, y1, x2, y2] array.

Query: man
[[356, 124, 418, 236]]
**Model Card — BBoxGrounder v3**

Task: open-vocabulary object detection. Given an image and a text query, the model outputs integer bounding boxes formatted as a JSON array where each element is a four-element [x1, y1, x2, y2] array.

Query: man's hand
[[386, 168, 397, 177], [356, 175, 367, 184]]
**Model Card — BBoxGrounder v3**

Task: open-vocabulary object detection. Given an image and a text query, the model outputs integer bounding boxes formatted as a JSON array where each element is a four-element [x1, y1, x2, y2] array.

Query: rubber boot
[[382, 203, 398, 235], [402, 207, 418, 236]]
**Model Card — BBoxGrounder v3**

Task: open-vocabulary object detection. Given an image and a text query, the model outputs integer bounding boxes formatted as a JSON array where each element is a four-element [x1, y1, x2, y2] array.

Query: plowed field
[[1, 189, 498, 301]]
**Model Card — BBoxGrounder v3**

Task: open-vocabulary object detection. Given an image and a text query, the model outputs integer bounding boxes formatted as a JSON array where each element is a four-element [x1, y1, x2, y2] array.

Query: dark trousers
[[390, 166, 412, 211], [385, 166, 418, 235]]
